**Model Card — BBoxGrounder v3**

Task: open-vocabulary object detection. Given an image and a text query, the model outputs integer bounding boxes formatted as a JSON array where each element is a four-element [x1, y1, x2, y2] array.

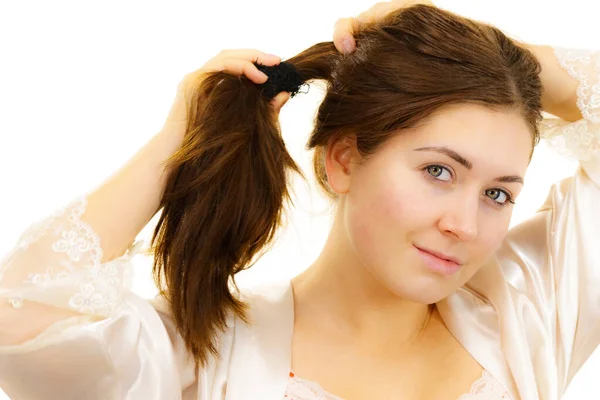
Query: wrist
[[159, 91, 189, 143], [148, 127, 185, 170]]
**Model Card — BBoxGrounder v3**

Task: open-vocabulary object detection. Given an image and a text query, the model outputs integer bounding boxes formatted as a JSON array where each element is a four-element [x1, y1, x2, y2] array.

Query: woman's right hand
[[161, 50, 284, 140], [181, 49, 281, 92]]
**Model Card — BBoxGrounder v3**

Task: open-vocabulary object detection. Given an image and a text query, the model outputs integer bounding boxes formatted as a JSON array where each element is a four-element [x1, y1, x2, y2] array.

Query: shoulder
[[235, 279, 295, 346], [238, 279, 294, 307], [147, 295, 198, 385]]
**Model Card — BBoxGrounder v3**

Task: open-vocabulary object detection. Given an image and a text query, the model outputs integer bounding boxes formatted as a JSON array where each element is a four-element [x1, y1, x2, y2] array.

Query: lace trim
[[285, 370, 510, 400], [285, 374, 343, 400], [553, 47, 600, 124], [537, 48, 600, 162], [457, 371, 510, 400], [22, 197, 103, 282], [540, 118, 600, 161], [0, 196, 141, 316]]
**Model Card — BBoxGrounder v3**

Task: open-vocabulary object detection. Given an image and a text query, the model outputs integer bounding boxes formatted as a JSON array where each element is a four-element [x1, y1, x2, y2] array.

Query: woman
[[0, 1, 598, 399]]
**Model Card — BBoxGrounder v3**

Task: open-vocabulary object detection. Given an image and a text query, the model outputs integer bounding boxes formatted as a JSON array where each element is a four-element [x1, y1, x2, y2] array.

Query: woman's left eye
[[425, 165, 453, 182], [484, 189, 515, 206]]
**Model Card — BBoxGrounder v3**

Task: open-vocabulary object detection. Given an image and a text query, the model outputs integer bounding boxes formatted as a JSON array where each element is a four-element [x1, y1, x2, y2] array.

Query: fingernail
[[341, 38, 354, 53]]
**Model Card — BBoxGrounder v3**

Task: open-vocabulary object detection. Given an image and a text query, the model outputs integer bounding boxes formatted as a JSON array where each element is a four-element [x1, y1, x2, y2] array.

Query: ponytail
[[151, 42, 337, 365]]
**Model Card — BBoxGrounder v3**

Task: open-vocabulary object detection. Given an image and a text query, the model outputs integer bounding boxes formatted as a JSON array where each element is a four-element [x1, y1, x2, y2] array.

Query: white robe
[[1, 47, 600, 400]]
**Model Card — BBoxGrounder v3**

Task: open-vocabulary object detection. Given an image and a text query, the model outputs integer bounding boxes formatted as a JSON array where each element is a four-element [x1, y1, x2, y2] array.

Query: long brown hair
[[151, 4, 543, 365]]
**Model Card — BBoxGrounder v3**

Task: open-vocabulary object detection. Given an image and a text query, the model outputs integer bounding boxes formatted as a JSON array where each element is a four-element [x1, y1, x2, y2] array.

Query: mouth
[[414, 245, 462, 265], [414, 245, 463, 275]]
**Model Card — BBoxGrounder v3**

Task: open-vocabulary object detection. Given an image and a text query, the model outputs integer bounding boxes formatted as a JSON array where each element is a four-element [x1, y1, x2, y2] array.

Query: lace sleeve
[[540, 48, 600, 165], [0, 196, 142, 316]]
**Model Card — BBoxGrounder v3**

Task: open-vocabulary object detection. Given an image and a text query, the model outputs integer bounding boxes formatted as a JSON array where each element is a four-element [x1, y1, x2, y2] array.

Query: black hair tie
[[255, 61, 307, 99]]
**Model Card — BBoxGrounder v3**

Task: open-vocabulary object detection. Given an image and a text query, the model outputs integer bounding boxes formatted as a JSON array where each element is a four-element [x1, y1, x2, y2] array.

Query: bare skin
[[287, 1, 581, 399], [292, 303, 483, 399], [289, 102, 532, 399]]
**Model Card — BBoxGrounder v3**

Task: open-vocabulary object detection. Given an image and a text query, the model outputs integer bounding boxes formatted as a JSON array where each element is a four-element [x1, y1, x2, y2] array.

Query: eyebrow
[[414, 146, 524, 185]]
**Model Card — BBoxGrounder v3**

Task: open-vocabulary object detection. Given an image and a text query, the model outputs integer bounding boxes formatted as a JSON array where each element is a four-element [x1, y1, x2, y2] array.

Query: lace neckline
[[286, 370, 510, 400]]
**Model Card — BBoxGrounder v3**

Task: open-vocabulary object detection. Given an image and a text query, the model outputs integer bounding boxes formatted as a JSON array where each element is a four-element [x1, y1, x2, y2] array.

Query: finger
[[218, 49, 281, 66], [356, 2, 397, 24], [333, 17, 360, 53], [391, 0, 435, 6], [271, 92, 291, 114], [241, 61, 270, 84], [213, 58, 269, 84]]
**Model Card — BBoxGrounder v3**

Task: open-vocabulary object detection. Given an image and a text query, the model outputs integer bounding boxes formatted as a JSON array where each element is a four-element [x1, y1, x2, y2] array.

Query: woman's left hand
[[333, 0, 435, 54]]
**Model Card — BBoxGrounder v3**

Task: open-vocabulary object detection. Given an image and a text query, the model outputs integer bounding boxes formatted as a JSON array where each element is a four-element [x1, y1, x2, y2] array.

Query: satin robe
[[0, 47, 599, 400]]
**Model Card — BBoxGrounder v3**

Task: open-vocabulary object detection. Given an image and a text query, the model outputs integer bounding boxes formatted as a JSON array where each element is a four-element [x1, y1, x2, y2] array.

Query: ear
[[325, 135, 359, 195]]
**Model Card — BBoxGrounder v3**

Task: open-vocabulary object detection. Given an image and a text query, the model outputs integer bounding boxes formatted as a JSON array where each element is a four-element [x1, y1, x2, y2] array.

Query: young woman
[[1, 2, 598, 399]]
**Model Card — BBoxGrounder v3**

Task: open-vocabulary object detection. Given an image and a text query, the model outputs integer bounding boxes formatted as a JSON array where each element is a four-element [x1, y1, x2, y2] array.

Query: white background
[[0, 0, 598, 398]]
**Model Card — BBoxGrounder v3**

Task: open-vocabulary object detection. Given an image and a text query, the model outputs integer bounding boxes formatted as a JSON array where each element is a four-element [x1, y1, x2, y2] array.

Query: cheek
[[377, 184, 433, 233], [344, 185, 394, 255], [472, 215, 512, 264], [344, 165, 430, 261]]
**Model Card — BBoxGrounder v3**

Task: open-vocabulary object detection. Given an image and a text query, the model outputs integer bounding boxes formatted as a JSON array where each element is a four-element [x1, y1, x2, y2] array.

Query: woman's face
[[330, 103, 533, 304]]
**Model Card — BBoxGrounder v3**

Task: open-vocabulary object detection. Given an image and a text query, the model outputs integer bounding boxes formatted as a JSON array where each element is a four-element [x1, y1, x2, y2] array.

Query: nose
[[438, 195, 479, 242]]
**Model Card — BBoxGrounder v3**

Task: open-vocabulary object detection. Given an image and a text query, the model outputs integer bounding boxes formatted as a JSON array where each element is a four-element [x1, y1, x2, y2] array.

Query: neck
[[292, 211, 434, 348]]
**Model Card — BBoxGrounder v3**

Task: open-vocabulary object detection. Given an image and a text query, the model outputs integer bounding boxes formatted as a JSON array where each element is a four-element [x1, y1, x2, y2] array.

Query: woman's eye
[[485, 189, 513, 205], [424, 165, 515, 207], [426, 165, 453, 182]]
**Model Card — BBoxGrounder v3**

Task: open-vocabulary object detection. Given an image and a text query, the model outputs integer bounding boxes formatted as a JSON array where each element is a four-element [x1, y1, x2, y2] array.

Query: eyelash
[[422, 165, 516, 207]]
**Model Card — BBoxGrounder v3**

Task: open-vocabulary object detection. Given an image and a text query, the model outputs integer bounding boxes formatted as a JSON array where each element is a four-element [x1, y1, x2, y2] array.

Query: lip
[[415, 246, 462, 265], [414, 245, 463, 276]]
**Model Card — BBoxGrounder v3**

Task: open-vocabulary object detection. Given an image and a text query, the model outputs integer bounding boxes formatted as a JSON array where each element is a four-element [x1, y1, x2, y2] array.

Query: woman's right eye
[[424, 165, 453, 182]]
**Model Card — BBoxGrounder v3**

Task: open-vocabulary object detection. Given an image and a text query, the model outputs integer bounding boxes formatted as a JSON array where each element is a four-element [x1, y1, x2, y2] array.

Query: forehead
[[386, 103, 533, 175]]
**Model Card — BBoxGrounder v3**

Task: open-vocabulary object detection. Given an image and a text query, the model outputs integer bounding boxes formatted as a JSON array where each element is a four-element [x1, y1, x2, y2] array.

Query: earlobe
[[325, 136, 356, 195]]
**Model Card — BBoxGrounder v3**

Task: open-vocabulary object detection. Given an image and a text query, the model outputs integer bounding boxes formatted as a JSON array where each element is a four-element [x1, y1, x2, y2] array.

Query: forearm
[[84, 91, 188, 263], [524, 44, 582, 122], [84, 129, 183, 263], [0, 106, 186, 345]]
